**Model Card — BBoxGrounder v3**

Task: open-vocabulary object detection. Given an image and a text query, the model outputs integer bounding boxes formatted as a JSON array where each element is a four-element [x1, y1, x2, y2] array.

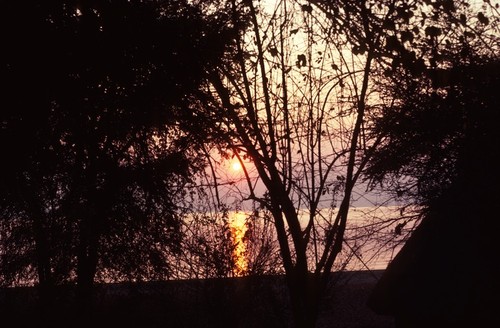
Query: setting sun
[[231, 161, 242, 172]]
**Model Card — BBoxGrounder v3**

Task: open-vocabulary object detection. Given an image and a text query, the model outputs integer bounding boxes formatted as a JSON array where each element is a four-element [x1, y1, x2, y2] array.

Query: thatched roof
[[367, 200, 499, 327]]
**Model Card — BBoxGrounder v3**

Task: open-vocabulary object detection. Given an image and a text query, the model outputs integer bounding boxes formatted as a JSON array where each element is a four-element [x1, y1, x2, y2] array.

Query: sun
[[231, 161, 242, 172]]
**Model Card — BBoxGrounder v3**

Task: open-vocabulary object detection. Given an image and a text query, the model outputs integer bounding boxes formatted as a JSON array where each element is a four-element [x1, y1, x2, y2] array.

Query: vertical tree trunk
[[34, 219, 56, 328], [286, 269, 323, 328], [76, 219, 99, 327], [24, 182, 56, 326]]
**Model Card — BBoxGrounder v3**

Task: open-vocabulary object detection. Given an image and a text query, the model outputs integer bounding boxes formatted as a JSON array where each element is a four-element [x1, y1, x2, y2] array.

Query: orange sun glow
[[231, 161, 242, 172], [229, 212, 248, 276]]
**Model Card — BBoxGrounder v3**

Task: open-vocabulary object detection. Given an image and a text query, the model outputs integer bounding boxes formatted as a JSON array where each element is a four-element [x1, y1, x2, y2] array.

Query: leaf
[[465, 31, 476, 39], [442, 0, 455, 13], [290, 28, 299, 35], [401, 31, 414, 43], [385, 35, 401, 52], [396, 7, 413, 23], [301, 4, 312, 13], [352, 44, 367, 55], [425, 26, 441, 37], [382, 19, 396, 30], [477, 12, 489, 25], [296, 54, 307, 68], [460, 14, 466, 26]]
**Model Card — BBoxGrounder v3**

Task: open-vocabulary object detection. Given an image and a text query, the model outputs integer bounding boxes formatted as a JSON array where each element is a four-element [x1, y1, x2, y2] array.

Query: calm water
[[226, 205, 410, 274]]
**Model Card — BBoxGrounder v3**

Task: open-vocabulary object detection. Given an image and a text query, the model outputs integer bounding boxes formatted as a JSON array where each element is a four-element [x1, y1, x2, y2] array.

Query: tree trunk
[[25, 182, 56, 327], [287, 269, 322, 328], [75, 223, 99, 327]]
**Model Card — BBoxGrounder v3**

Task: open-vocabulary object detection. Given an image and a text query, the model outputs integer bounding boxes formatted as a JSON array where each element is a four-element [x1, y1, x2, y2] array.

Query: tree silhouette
[[358, 1, 500, 326], [200, 0, 499, 327], [366, 55, 500, 327], [0, 0, 235, 322], [201, 0, 393, 326]]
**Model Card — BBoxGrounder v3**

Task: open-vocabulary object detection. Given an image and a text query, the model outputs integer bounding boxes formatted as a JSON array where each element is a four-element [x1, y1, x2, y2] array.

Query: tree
[[365, 45, 500, 328], [314, 0, 500, 259], [362, 1, 500, 205], [199, 0, 498, 326], [0, 0, 235, 321], [171, 199, 283, 279], [355, 1, 500, 326], [199, 0, 388, 326]]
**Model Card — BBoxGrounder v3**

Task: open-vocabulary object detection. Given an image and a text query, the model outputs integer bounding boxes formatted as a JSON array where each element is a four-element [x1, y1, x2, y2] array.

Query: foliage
[[366, 56, 500, 204], [362, 0, 500, 206], [0, 0, 234, 288], [200, 0, 393, 326], [199, 0, 499, 327]]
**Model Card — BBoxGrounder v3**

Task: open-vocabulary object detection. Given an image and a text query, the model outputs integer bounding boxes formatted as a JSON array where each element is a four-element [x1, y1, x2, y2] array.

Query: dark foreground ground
[[0, 270, 394, 328]]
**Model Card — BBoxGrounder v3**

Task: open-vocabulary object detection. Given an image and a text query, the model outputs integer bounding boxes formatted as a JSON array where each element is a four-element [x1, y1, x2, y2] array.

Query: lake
[[221, 205, 412, 275]]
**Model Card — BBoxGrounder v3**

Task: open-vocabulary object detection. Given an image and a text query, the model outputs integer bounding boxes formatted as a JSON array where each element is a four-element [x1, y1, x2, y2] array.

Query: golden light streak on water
[[229, 212, 248, 276]]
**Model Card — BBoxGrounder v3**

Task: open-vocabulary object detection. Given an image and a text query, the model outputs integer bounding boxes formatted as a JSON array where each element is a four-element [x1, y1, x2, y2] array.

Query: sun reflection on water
[[229, 212, 248, 276]]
